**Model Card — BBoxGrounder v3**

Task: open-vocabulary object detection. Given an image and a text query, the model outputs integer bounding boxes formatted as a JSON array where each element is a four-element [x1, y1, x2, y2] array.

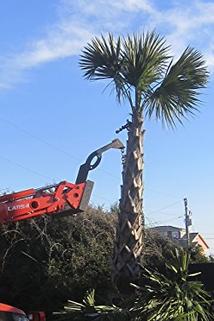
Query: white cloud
[[0, 19, 94, 89], [110, 0, 154, 13], [149, 1, 214, 62], [0, 0, 213, 89]]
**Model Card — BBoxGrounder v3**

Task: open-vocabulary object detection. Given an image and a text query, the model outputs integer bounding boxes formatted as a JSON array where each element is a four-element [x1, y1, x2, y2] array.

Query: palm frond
[[122, 31, 170, 91], [79, 32, 170, 106], [80, 34, 120, 80], [79, 33, 129, 103], [63, 289, 127, 321], [145, 47, 209, 126]]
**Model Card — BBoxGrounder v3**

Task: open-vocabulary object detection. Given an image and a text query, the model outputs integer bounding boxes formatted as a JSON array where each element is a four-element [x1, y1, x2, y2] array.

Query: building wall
[[151, 226, 209, 254], [151, 226, 185, 239]]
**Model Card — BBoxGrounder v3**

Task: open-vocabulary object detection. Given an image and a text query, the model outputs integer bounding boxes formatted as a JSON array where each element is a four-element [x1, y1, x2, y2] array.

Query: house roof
[[150, 225, 184, 231], [189, 232, 198, 242], [181, 232, 209, 249], [190, 232, 209, 249]]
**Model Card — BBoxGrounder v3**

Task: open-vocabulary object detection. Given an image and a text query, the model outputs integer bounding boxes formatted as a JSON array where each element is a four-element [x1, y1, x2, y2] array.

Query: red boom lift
[[0, 139, 123, 223], [0, 139, 124, 321]]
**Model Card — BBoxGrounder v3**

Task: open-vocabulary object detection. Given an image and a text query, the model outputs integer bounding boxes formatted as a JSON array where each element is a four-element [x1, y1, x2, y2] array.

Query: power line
[[0, 152, 120, 205], [0, 154, 59, 181], [146, 215, 183, 226], [1, 118, 184, 209], [0, 115, 121, 183], [0, 116, 80, 162], [147, 200, 182, 215], [0, 115, 186, 200], [146, 187, 183, 200], [145, 213, 183, 226], [0, 116, 196, 214]]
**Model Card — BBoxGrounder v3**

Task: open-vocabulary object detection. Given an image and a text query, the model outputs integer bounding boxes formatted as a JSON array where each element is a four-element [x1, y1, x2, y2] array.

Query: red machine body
[[0, 304, 28, 321], [0, 180, 93, 224], [0, 303, 26, 315]]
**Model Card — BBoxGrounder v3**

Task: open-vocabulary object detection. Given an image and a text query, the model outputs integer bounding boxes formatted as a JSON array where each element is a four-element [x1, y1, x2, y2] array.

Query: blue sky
[[0, 0, 214, 252]]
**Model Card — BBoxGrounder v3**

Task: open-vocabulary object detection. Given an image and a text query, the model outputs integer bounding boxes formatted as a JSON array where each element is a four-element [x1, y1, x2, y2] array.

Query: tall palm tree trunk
[[112, 108, 144, 290]]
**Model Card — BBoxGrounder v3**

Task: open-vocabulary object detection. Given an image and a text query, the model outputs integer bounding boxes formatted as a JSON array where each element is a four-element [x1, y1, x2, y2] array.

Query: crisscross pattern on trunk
[[112, 112, 144, 284]]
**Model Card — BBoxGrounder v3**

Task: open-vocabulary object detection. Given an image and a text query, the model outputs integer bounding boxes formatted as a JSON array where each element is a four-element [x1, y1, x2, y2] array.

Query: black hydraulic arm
[[75, 139, 124, 184]]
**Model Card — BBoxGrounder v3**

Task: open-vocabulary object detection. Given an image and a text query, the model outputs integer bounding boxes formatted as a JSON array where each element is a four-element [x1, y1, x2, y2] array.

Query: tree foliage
[[0, 207, 116, 312], [0, 206, 210, 315]]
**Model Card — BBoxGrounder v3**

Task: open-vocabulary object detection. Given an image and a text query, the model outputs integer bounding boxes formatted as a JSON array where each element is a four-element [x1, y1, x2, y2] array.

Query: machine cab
[[0, 304, 28, 321]]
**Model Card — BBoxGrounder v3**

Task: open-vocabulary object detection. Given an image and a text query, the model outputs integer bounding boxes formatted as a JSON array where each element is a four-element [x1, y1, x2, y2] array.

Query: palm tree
[[79, 32, 208, 288]]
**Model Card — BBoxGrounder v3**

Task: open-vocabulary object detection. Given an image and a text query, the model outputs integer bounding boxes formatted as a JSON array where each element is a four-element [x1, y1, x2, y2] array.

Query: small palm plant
[[62, 289, 129, 321], [130, 249, 212, 321]]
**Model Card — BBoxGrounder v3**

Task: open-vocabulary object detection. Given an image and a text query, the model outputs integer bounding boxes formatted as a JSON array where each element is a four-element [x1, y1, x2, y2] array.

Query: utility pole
[[184, 198, 191, 250]]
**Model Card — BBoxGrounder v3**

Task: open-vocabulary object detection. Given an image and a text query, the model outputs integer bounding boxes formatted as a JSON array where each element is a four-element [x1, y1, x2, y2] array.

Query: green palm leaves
[[131, 249, 212, 321], [80, 31, 208, 126], [146, 47, 209, 126], [63, 289, 127, 321]]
